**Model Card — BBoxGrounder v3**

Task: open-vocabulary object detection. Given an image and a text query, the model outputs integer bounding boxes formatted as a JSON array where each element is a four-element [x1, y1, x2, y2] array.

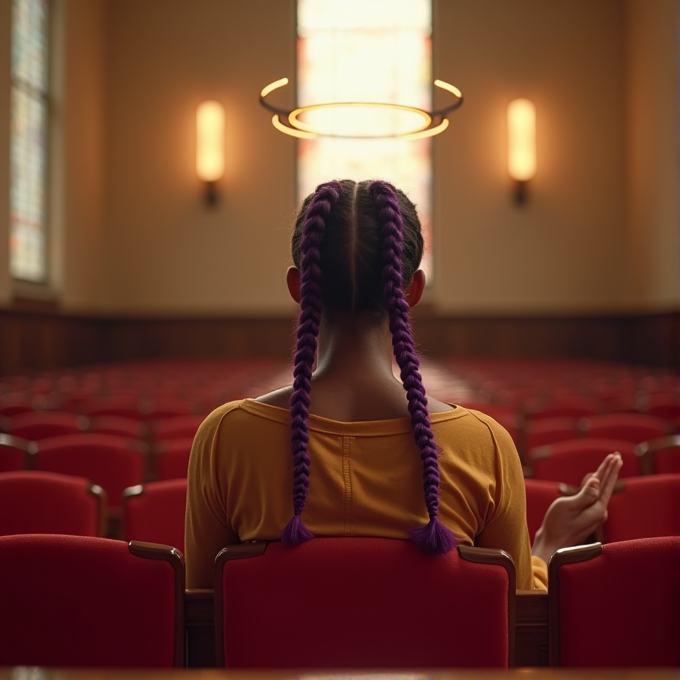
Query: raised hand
[[531, 452, 623, 564]]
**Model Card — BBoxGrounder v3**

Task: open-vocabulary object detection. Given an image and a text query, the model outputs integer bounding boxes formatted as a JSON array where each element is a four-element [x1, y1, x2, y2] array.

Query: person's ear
[[286, 266, 301, 303], [405, 269, 425, 308]]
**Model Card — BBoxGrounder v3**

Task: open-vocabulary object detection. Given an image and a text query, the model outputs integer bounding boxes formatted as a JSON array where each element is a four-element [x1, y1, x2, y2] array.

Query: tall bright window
[[10, 0, 49, 283], [297, 0, 433, 276]]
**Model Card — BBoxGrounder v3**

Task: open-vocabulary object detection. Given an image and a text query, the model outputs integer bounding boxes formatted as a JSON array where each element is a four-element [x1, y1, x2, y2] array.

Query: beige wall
[[55, 0, 108, 310], [101, 0, 298, 315], [626, 0, 680, 311], [434, 0, 629, 313], [0, 0, 678, 317]]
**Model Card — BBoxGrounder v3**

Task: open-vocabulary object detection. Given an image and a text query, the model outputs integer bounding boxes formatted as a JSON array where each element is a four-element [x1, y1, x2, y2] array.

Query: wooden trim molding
[[0, 308, 677, 374]]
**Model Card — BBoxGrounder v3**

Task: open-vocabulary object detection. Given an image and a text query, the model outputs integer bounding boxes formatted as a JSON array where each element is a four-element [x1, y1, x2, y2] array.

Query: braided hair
[[283, 179, 456, 553]]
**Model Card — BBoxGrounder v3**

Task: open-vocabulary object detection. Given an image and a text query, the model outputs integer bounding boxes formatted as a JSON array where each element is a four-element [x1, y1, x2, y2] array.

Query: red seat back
[[31, 433, 146, 510], [635, 435, 680, 474], [530, 438, 638, 485], [154, 438, 193, 480], [216, 538, 515, 668], [603, 474, 680, 543], [0, 433, 30, 472], [0, 471, 106, 536], [122, 478, 187, 550], [5, 411, 88, 440], [580, 413, 670, 443], [549, 537, 680, 667], [0, 534, 185, 667]]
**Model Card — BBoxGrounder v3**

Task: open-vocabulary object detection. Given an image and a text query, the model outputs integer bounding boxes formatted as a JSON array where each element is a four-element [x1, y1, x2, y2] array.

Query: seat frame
[[547, 542, 603, 667]]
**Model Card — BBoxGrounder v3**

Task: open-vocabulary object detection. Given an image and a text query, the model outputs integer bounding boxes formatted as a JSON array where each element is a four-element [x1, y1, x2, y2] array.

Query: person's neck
[[314, 313, 396, 383]]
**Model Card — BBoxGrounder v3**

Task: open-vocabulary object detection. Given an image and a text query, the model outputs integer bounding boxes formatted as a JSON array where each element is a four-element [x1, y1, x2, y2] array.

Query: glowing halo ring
[[259, 77, 463, 139]]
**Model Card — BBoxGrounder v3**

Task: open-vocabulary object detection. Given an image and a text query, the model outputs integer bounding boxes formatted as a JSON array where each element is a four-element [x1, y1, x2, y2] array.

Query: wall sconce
[[196, 101, 224, 206], [507, 98, 536, 205]]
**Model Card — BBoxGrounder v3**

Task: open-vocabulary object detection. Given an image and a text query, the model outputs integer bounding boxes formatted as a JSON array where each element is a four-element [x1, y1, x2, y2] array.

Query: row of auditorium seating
[[0, 358, 293, 416], [0, 533, 677, 668], [2, 469, 678, 550]]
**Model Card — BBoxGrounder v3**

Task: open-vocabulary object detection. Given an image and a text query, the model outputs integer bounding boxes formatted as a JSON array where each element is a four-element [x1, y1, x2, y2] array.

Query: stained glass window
[[10, 0, 49, 283], [297, 0, 433, 276]]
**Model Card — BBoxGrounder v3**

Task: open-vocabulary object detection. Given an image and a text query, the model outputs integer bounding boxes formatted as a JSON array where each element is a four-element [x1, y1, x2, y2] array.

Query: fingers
[[570, 475, 601, 509], [597, 452, 623, 507]]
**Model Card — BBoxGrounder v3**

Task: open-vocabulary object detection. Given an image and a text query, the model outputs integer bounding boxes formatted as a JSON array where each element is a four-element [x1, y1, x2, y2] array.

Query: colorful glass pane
[[297, 0, 433, 277], [10, 0, 49, 283]]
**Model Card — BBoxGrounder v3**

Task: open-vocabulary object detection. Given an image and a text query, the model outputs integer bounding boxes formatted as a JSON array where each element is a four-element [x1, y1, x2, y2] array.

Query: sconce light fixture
[[196, 101, 224, 206], [507, 98, 536, 205]]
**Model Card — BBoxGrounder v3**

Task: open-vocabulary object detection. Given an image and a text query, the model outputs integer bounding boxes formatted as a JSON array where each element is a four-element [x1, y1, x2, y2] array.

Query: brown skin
[[258, 267, 453, 420], [258, 266, 623, 562]]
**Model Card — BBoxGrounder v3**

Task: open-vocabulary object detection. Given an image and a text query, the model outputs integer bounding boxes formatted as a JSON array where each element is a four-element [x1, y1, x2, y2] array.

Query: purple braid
[[283, 180, 343, 546], [369, 180, 456, 554]]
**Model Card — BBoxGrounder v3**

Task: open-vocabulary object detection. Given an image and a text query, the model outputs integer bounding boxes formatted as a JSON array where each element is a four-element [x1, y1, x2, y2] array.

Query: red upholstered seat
[[122, 478, 186, 551], [549, 537, 680, 667], [603, 474, 680, 543], [635, 434, 680, 474], [88, 415, 148, 440], [0, 534, 185, 667], [524, 417, 580, 455], [529, 438, 638, 485], [3, 410, 89, 440], [0, 471, 106, 536], [154, 437, 193, 480], [0, 433, 30, 472], [526, 401, 599, 421], [0, 394, 35, 417], [579, 412, 670, 444], [215, 538, 516, 668], [524, 479, 576, 543], [151, 414, 204, 443], [30, 433, 147, 511]]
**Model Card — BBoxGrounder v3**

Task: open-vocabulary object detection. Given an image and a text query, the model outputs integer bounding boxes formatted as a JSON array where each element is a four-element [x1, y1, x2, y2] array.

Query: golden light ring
[[288, 102, 432, 139], [259, 77, 463, 139]]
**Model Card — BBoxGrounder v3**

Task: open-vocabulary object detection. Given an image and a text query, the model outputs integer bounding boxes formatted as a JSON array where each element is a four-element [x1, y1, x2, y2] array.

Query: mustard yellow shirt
[[185, 399, 548, 590]]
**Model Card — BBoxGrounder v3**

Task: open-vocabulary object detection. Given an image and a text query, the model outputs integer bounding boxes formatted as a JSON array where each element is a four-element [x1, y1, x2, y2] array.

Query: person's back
[[184, 179, 622, 589]]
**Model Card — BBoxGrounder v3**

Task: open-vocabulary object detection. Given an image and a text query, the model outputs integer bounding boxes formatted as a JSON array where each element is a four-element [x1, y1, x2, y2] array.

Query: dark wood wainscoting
[[0, 307, 677, 374]]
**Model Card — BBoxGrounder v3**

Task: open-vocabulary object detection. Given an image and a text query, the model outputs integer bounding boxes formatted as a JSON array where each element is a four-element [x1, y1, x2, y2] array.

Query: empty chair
[[30, 433, 147, 515], [0, 534, 184, 667], [525, 400, 599, 421], [602, 474, 680, 543], [524, 417, 580, 458], [215, 538, 516, 668], [524, 479, 576, 543], [0, 433, 30, 471], [151, 414, 204, 443], [529, 438, 638, 486], [2, 410, 89, 440], [579, 412, 669, 444], [0, 471, 106, 537], [122, 478, 186, 550], [154, 438, 193, 480], [83, 395, 146, 421], [639, 393, 680, 423], [549, 537, 680, 667], [0, 393, 35, 417], [88, 415, 148, 440], [636, 434, 680, 474], [144, 397, 195, 420]]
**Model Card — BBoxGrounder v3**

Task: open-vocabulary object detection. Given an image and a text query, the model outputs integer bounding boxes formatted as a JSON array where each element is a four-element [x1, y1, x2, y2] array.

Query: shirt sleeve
[[184, 404, 239, 589], [473, 416, 547, 591]]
